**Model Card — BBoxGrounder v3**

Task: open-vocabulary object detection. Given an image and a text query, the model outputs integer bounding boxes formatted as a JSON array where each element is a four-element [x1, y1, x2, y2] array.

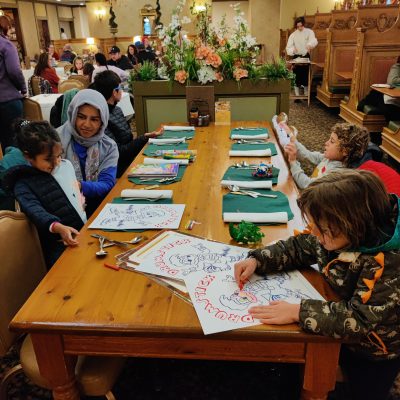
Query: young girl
[[4, 120, 86, 269], [71, 56, 84, 75], [284, 123, 369, 188], [234, 169, 400, 400]]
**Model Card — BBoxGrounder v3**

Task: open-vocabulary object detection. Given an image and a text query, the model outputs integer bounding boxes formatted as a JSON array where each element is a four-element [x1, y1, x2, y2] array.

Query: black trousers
[[339, 345, 400, 400], [0, 98, 23, 152], [293, 53, 310, 87]]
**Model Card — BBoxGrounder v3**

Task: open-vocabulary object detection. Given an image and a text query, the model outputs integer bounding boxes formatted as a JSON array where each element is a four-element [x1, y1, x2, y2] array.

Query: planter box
[[132, 79, 291, 135]]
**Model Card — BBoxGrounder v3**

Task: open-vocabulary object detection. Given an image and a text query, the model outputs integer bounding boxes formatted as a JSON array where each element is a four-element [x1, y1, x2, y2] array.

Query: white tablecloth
[[31, 91, 134, 123], [30, 94, 63, 121]]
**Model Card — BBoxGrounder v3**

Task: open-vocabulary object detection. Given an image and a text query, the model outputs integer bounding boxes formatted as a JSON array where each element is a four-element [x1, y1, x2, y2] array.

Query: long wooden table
[[371, 86, 400, 98], [10, 122, 340, 400]]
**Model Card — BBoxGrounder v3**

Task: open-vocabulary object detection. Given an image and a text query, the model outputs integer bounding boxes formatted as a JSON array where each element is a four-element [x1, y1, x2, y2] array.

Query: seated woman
[[70, 56, 84, 75], [91, 53, 128, 83], [57, 89, 118, 216], [127, 44, 138, 66], [34, 52, 60, 93]]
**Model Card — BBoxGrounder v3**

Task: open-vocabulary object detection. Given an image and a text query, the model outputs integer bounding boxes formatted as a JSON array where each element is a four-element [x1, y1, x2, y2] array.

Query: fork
[[243, 190, 277, 198], [234, 127, 264, 131], [139, 177, 177, 183], [236, 139, 267, 144]]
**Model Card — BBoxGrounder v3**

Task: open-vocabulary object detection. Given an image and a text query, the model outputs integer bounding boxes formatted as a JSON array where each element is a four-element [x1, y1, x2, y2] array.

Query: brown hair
[[331, 123, 369, 167], [297, 169, 392, 249], [34, 52, 50, 76], [0, 15, 11, 36]]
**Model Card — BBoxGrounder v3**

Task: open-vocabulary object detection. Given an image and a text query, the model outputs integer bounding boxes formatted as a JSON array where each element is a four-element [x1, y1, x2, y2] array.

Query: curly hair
[[331, 123, 369, 167]]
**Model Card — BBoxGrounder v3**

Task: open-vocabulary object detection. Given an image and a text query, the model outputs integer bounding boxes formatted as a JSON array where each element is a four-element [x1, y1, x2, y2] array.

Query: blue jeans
[[0, 98, 23, 152]]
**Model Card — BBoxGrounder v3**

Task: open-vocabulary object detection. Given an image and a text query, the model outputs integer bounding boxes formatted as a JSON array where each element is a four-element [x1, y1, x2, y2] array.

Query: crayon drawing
[[133, 231, 248, 280], [88, 204, 185, 230], [183, 270, 325, 335]]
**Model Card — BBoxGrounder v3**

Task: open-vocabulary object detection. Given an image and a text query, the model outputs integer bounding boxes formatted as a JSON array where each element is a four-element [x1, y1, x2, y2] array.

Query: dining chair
[[0, 211, 125, 400], [68, 74, 90, 88], [58, 79, 85, 93], [23, 98, 44, 121], [63, 63, 73, 74]]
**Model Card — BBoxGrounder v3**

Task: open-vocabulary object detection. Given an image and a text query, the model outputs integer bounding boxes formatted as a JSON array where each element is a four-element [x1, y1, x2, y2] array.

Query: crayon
[[104, 263, 120, 271]]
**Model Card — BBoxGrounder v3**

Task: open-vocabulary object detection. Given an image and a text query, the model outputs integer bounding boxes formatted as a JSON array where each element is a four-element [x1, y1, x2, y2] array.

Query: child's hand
[[144, 127, 164, 138], [234, 258, 258, 287], [249, 301, 300, 325], [53, 223, 80, 246], [284, 136, 297, 163]]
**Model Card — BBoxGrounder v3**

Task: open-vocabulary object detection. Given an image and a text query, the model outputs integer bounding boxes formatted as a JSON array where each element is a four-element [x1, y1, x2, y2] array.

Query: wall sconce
[[193, 4, 207, 14], [86, 37, 95, 45], [133, 35, 141, 44], [0, 9, 4, 16], [94, 8, 106, 22]]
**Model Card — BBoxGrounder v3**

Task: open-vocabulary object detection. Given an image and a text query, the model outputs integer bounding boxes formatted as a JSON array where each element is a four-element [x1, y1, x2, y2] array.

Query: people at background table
[[0, 15, 27, 152], [48, 44, 59, 61], [142, 36, 154, 53], [92, 52, 128, 83], [284, 123, 369, 189], [60, 27, 68, 40], [286, 16, 317, 97], [234, 169, 400, 400], [127, 44, 138, 66], [34, 52, 60, 94], [4, 120, 85, 269], [107, 46, 133, 70], [91, 70, 163, 177], [136, 43, 156, 65], [60, 43, 76, 63], [82, 62, 95, 82], [57, 89, 118, 217], [71, 56, 84, 75]]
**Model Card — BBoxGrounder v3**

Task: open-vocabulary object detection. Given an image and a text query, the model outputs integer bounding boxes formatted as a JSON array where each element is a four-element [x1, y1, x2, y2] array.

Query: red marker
[[104, 263, 120, 271], [239, 281, 244, 291]]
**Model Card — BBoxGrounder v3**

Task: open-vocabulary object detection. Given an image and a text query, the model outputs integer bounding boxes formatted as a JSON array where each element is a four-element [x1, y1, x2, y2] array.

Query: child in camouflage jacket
[[235, 169, 400, 400]]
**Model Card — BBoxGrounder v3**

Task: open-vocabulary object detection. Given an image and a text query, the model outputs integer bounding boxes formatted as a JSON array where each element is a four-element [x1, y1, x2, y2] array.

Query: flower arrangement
[[132, 0, 294, 86]]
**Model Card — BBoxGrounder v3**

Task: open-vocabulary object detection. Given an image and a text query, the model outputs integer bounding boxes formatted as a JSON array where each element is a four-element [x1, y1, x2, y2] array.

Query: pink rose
[[195, 45, 211, 60], [174, 70, 188, 84], [206, 52, 222, 68], [233, 68, 248, 81], [215, 72, 224, 82]]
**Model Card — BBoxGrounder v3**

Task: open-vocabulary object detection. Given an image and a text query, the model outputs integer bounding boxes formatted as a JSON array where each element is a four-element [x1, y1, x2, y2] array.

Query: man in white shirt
[[286, 17, 318, 97], [60, 28, 68, 40]]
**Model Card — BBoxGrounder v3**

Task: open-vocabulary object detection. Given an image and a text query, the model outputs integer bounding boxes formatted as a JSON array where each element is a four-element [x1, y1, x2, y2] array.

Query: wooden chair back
[[58, 79, 85, 93], [23, 98, 44, 121], [68, 75, 90, 88], [30, 76, 42, 96]]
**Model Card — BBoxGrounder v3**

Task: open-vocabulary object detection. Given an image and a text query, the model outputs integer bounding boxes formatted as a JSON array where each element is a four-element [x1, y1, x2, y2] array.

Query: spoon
[[96, 237, 108, 258], [227, 185, 258, 198], [122, 236, 143, 245]]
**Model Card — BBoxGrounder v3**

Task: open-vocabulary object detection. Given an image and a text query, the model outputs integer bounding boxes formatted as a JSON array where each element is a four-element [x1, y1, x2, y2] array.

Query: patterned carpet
[[2, 98, 399, 400]]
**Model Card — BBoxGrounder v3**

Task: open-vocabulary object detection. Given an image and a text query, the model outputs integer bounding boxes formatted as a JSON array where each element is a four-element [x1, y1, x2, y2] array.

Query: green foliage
[[131, 61, 158, 82], [229, 221, 264, 245], [260, 58, 296, 86]]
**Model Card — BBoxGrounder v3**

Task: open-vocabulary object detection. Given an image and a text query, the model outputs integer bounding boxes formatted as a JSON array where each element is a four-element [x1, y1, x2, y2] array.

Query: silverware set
[[122, 195, 163, 202], [227, 185, 277, 199], [139, 177, 177, 183], [234, 127, 264, 130], [235, 139, 267, 144]]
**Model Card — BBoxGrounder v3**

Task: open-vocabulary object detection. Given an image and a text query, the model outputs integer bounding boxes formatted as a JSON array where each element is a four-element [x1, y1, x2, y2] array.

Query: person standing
[[60, 28, 68, 40], [286, 16, 318, 97], [0, 15, 27, 152]]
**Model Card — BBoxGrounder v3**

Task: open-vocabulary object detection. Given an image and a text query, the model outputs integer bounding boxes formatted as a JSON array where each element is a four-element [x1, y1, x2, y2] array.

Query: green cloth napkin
[[222, 166, 279, 185], [128, 165, 187, 185], [230, 127, 269, 137], [162, 130, 195, 139], [231, 143, 277, 155], [143, 143, 189, 156], [111, 197, 173, 204], [222, 190, 294, 225]]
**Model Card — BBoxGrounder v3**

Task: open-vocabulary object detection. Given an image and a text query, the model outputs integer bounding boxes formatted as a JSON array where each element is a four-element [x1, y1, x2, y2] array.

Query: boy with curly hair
[[284, 122, 369, 189]]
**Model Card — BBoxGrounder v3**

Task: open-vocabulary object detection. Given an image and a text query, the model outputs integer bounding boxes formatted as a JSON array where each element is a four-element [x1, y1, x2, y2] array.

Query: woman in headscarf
[[57, 89, 118, 216]]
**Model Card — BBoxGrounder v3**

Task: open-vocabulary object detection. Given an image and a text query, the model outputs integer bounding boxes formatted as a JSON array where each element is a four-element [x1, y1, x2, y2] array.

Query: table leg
[[301, 342, 341, 400], [30, 333, 80, 400]]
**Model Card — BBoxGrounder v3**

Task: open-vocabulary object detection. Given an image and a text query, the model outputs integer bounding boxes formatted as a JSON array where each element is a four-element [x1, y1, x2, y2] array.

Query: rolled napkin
[[231, 133, 269, 140], [221, 180, 273, 189], [143, 157, 189, 165], [149, 138, 186, 144], [229, 149, 272, 157], [120, 189, 173, 199], [223, 212, 288, 223], [162, 125, 195, 131]]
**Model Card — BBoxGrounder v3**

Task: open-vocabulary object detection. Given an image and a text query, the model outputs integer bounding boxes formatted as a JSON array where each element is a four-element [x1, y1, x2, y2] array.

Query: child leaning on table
[[234, 170, 400, 400], [3, 120, 86, 269], [284, 122, 369, 189]]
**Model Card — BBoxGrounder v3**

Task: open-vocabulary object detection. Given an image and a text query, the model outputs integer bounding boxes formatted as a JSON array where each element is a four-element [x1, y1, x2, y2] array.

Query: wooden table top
[[11, 121, 337, 340], [335, 71, 353, 80], [371, 86, 400, 98]]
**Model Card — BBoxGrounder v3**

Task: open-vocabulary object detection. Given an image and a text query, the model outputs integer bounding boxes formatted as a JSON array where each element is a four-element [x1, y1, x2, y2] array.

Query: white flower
[[181, 16, 191, 25], [197, 65, 215, 85]]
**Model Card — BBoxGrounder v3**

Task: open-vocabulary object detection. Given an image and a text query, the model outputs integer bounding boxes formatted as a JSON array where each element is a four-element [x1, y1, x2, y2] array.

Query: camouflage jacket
[[248, 196, 400, 360]]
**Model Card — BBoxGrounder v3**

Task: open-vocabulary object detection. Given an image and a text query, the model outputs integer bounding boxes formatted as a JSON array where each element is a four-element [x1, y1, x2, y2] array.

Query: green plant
[[131, 61, 158, 82], [260, 58, 296, 86], [229, 221, 264, 244]]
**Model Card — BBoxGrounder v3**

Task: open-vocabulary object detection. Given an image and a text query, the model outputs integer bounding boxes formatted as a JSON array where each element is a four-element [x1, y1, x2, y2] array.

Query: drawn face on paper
[[169, 253, 198, 267], [219, 290, 259, 311]]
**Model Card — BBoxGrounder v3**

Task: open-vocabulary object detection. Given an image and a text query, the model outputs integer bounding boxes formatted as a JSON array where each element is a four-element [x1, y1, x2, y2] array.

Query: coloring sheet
[[132, 231, 248, 280], [184, 270, 325, 335], [88, 204, 185, 230]]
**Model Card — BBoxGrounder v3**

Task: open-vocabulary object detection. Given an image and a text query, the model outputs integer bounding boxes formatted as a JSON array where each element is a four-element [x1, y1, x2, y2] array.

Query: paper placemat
[[128, 165, 187, 185]]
